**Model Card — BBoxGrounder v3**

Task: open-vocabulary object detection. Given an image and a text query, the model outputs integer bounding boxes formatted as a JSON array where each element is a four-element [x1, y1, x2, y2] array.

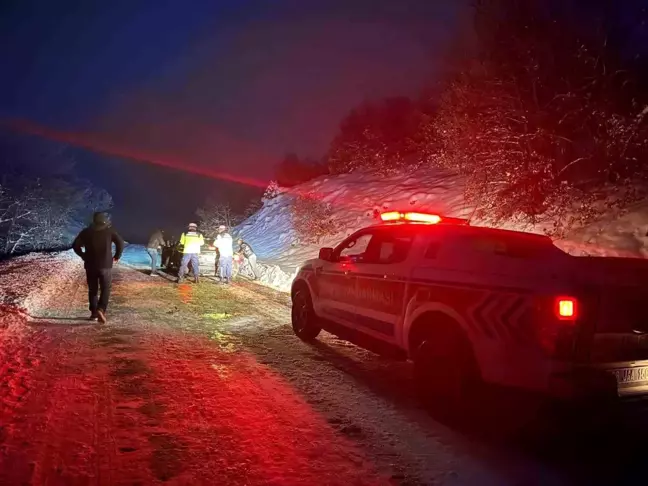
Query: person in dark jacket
[[237, 238, 259, 280], [146, 229, 166, 276], [72, 212, 124, 323]]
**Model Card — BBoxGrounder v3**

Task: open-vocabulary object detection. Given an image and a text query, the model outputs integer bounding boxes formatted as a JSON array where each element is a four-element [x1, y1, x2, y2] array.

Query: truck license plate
[[612, 366, 648, 385]]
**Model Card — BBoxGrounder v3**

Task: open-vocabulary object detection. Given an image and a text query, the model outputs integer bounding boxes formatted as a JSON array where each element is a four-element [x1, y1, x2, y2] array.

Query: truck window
[[338, 233, 373, 260], [365, 232, 414, 264], [466, 233, 554, 259]]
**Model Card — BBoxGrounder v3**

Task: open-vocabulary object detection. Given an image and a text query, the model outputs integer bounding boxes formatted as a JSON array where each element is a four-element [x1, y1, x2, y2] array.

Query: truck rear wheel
[[412, 322, 480, 409], [291, 288, 321, 341]]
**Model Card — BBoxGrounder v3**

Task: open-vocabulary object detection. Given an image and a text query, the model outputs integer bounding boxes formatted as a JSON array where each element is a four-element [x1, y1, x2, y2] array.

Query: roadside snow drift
[[235, 168, 648, 292], [0, 251, 79, 316]]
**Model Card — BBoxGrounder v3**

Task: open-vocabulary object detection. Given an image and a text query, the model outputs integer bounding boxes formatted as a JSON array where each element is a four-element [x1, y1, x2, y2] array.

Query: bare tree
[[290, 192, 340, 244], [195, 199, 242, 238], [0, 176, 115, 255], [0, 134, 115, 255]]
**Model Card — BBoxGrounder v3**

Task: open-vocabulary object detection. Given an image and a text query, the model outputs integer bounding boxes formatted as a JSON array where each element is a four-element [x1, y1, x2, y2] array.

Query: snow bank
[[0, 250, 79, 316], [0, 251, 80, 375], [235, 168, 648, 292], [235, 169, 469, 291]]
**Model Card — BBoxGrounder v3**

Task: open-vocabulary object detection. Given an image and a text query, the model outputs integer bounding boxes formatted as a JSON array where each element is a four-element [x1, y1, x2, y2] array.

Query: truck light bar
[[380, 211, 467, 225]]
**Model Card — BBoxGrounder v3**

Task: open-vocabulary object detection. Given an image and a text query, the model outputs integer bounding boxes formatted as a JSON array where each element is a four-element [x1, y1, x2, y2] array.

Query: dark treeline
[[280, 0, 648, 237]]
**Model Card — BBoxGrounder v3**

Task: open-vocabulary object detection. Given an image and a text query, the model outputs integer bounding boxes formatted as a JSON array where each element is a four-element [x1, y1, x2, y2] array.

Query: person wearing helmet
[[214, 225, 234, 284], [177, 222, 204, 284]]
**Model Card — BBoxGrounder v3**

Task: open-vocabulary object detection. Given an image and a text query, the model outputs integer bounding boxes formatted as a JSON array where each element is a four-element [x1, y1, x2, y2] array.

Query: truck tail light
[[531, 295, 582, 360], [555, 297, 577, 321]]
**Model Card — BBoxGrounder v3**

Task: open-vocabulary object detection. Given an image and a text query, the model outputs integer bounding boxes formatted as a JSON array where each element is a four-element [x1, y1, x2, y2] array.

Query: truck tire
[[291, 288, 322, 341], [412, 324, 479, 410]]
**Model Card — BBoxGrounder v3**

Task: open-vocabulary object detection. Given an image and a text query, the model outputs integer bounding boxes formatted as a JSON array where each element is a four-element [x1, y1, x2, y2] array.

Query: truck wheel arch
[[291, 278, 312, 299], [405, 303, 472, 357]]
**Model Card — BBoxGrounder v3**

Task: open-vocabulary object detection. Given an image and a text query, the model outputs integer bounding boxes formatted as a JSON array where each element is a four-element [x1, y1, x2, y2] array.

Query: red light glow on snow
[[144, 330, 383, 483], [178, 284, 193, 304]]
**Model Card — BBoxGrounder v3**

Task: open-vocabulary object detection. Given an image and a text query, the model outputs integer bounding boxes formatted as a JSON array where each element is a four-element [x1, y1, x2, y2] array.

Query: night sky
[[0, 0, 469, 242]]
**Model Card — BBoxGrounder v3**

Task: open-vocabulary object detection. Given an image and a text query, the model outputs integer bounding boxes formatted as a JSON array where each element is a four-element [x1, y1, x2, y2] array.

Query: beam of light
[[1, 119, 269, 189], [4, 120, 642, 260]]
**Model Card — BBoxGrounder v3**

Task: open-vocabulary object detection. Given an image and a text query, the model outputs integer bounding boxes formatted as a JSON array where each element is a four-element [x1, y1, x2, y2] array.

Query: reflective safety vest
[[215, 233, 234, 257], [180, 231, 205, 254]]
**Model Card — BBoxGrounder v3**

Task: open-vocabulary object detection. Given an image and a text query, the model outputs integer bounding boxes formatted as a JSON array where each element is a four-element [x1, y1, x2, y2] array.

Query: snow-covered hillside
[[235, 168, 648, 292]]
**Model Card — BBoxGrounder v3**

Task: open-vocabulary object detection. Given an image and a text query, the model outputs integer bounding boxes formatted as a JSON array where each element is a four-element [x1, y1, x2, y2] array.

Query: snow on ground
[[1, 248, 645, 484], [234, 168, 648, 292], [0, 251, 81, 438], [0, 250, 79, 317]]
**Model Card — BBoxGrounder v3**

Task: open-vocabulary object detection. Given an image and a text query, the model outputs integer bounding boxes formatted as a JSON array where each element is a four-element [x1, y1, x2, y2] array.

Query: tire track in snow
[[0, 255, 81, 466], [142, 328, 386, 485], [1, 261, 158, 485], [105, 270, 387, 485]]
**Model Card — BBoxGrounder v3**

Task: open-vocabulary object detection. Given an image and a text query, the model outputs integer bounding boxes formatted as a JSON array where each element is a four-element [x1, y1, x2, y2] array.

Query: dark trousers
[[86, 268, 112, 313], [179, 253, 199, 279]]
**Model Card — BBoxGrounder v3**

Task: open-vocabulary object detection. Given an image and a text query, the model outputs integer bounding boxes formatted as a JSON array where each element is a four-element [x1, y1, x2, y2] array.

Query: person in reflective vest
[[177, 222, 204, 283]]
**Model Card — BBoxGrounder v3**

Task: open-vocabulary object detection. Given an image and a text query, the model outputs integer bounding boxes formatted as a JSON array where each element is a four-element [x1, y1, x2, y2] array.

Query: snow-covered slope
[[235, 168, 648, 292], [236, 169, 467, 264]]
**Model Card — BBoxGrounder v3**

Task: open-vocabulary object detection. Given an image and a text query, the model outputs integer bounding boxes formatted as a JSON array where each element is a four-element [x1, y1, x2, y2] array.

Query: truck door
[[315, 231, 374, 327], [350, 228, 415, 344]]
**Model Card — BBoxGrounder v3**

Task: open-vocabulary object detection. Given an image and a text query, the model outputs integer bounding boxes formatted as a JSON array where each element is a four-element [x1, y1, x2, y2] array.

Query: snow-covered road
[[0, 251, 645, 485]]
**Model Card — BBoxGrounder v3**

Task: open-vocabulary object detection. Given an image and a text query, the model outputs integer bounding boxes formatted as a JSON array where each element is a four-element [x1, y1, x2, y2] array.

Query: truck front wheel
[[291, 288, 322, 342]]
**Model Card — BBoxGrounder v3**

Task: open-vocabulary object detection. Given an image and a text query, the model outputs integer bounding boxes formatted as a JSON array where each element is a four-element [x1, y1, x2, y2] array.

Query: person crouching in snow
[[237, 238, 259, 280], [215, 225, 234, 284], [177, 222, 204, 284]]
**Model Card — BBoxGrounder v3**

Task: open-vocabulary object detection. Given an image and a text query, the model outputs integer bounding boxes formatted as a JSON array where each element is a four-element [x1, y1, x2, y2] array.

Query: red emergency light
[[380, 211, 467, 225], [380, 211, 441, 223]]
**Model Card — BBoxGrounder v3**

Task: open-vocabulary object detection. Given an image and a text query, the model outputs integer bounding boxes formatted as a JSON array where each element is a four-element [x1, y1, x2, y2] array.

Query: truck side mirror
[[319, 247, 334, 261]]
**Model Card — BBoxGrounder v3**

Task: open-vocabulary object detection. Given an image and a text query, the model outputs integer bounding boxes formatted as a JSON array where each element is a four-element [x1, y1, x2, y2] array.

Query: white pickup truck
[[290, 211, 648, 406]]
